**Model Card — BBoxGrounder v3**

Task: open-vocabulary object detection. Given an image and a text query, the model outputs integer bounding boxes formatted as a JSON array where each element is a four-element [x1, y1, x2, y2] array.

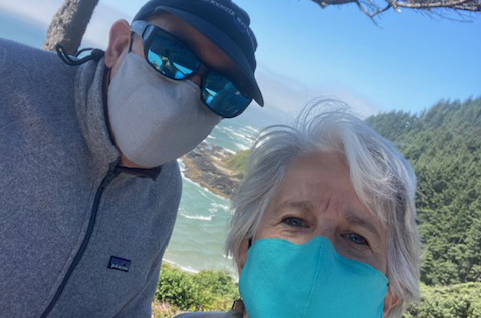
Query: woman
[[176, 103, 420, 318]]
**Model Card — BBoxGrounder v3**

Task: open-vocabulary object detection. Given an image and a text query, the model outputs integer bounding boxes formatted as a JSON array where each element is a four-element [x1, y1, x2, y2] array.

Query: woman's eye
[[282, 217, 307, 228], [345, 233, 369, 246]]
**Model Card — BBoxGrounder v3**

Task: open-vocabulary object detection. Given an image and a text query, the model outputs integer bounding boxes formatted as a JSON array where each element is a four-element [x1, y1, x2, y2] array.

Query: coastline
[[180, 141, 241, 199]]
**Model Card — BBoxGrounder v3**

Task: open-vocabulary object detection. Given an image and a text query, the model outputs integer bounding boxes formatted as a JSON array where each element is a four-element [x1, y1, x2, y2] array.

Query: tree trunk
[[43, 0, 99, 55]]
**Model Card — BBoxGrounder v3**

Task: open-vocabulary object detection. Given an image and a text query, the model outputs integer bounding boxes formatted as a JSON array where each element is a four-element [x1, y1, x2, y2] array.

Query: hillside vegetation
[[223, 149, 250, 179], [367, 98, 481, 287], [153, 264, 239, 318]]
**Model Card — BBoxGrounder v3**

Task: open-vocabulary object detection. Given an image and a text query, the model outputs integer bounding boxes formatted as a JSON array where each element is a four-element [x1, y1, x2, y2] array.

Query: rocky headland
[[180, 141, 241, 199]]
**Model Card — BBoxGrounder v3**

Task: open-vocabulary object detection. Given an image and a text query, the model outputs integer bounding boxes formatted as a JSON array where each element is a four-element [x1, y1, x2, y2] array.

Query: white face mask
[[107, 53, 221, 168]]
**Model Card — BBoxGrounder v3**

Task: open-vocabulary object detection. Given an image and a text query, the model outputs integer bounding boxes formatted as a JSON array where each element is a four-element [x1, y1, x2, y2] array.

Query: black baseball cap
[[133, 0, 264, 106]]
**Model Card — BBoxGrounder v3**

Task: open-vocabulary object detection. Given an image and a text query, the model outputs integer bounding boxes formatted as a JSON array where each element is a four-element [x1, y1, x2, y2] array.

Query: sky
[[0, 0, 479, 120]]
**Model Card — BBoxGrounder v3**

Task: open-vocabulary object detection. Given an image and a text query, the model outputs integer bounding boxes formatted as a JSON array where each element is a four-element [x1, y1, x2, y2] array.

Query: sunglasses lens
[[202, 72, 251, 118], [147, 33, 200, 80]]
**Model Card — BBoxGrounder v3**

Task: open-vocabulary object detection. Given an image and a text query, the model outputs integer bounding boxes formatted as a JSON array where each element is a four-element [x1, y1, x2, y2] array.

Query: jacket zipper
[[39, 162, 120, 318]]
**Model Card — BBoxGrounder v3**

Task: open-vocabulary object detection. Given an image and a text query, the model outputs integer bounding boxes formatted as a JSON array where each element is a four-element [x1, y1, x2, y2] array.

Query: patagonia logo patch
[[108, 256, 131, 272]]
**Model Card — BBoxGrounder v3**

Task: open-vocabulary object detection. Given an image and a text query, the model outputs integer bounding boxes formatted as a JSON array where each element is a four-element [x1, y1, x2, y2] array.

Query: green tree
[[368, 97, 481, 286]]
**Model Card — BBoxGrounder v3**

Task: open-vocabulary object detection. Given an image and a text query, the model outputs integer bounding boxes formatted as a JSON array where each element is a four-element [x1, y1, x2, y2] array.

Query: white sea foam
[[234, 142, 249, 151], [182, 176, 229, 202], [182, 214, 212, 221], [177, 159, 186, 172], [208, 205, 230, 216], [222, 126, 249, 140], [243, 125, 259, 134], [163, 259, 199, 274], [211, 202, 230, 211], [209, 207, 225, 215], [223, 148, 235, 154]]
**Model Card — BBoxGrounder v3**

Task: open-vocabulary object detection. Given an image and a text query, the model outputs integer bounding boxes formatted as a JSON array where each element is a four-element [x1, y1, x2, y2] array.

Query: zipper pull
[[100, 159, 121, 190]]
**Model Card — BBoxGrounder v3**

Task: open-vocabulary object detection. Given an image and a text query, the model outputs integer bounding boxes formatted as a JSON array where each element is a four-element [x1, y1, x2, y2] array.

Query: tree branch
[[312, 0, 355, 8], [311, 0, 481, 19], [357, 2, 393, 18], [394, 0, 480, 11]]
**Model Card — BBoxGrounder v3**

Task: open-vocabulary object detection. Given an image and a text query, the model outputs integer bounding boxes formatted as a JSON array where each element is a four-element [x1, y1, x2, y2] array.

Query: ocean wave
[[221, 126, 254, 143], [181, 176, 229, 202], [234, 142, 249, 151], [210, 202, 230, 211], [242, 125, 259, 134], [181, 214, 212, 221], [208, 206, 230, 215], [208, 207, 221, 214], [223, 147, 235, 154], [177, 159, 186, 172], [163, 259, 199, 274]]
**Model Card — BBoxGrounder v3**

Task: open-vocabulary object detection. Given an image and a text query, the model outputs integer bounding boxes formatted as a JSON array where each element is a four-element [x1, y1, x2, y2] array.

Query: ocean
[[0, 9, 274, 275]]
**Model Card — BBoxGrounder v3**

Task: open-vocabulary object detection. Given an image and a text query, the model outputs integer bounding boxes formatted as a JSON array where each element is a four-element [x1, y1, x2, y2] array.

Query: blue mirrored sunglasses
[[131, 20, 252, 118]]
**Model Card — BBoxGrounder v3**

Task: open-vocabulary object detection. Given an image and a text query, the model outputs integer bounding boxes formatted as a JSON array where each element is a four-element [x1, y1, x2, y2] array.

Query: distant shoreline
[[180, 141, 241, 199]]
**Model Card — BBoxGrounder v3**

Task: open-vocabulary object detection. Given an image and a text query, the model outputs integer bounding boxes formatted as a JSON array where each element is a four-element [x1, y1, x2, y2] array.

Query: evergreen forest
[[367, 97, 481, 316]]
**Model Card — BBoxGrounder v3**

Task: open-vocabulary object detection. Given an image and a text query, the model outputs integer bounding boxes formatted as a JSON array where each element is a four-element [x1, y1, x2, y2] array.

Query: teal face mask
[[239, 237, 389, 318]]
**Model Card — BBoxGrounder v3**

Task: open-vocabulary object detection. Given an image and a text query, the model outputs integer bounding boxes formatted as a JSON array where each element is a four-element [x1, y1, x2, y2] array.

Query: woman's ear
[[383, 289, 400, 317], [104, 19, 131, 69], [235, 238, 250, 275]]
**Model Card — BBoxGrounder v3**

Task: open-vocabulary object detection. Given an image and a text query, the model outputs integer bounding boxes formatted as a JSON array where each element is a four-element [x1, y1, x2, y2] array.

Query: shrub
[[157, 265, 481, 318], [156, 264, 239, 312], [155, 264, 200, 311], [404, 283, 481, 318], [224, 150, 250, 179]]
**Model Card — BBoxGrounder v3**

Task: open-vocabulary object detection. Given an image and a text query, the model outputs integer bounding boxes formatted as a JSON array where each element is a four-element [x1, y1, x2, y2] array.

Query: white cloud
[[256, 66, 380, 119], [0, 0, 131, 49], [0, 0, 61, 25]]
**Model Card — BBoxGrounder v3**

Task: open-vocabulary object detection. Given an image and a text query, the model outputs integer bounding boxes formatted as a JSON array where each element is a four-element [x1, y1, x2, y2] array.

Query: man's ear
[[383, 289, 400, 317], [235, 238, 250, 275], [104, 19, 131, 69]]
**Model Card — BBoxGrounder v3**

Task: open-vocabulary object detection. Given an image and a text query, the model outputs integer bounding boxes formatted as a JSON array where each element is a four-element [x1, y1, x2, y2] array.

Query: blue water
[[0, 10, 47, 48], [0, 9, 271, 274]]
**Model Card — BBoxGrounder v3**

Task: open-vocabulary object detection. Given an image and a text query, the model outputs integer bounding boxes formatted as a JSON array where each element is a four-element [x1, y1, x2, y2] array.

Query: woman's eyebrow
[[343, 212, 382, 241], [274, 200, 315, 215]]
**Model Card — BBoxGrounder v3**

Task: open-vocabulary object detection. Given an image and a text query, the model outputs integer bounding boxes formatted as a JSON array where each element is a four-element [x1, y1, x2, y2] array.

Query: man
[[0, 0, 263, 317]]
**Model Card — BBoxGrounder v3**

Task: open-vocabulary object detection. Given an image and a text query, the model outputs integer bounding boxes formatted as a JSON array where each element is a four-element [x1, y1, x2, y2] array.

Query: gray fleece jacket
[[0, 38, 182, 318]]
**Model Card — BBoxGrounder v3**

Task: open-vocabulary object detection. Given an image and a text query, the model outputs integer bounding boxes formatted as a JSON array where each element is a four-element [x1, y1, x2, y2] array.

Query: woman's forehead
[[268, 151, 384, 230]]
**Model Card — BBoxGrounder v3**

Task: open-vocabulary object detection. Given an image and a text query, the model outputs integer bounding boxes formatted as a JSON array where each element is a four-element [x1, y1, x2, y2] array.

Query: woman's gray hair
[[225, 100, 420, 317]]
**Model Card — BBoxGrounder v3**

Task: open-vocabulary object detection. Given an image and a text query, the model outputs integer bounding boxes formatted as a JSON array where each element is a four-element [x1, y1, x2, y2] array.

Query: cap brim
[[151, 6, 264, 106]]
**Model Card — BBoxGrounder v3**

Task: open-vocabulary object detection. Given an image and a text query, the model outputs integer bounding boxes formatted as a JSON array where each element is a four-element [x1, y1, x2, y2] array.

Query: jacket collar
[[74, 58, 119, 171], [73, 58, 162, 180]]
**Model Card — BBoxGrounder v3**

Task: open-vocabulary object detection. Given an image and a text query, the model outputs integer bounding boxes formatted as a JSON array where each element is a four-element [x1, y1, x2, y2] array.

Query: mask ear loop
[[128, 32, 135, 53], [233, 238, 251, 312], [55, 44, 104, 66]]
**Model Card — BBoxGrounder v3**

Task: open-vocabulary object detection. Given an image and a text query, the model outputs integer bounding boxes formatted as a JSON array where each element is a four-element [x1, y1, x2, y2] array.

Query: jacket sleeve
[[113, 243, 166, 318]]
